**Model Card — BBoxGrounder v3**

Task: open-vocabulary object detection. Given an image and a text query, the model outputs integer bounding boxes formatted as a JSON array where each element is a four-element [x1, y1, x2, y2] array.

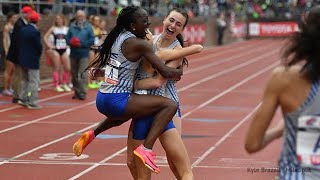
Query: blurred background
[[0, 0, 317, 81]]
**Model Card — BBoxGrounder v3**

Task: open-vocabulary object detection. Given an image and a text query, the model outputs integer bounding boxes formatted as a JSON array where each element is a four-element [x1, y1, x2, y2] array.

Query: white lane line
[[191, 62, 279, 168], [0, 40, 268, 114], [0, 44, 279, 133], [68, 57, 280, 178], [0, 101, 95, 133], [179, 49, 278, 92], [189, 40, 267, 63], [0, 92, 73, 113], [185, 41, 278, 75], [0, 122, 99, 165], [0, 42, 281, 178], [69, 147, 127, 180], [0, 120, 95, 125]]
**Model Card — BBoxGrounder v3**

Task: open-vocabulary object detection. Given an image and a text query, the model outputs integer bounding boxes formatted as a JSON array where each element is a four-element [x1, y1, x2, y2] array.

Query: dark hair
[[86, 5, 141, 71], [282, 6, 320, 81], [6, 11, 16, 21], [168, 7, 189, 66]]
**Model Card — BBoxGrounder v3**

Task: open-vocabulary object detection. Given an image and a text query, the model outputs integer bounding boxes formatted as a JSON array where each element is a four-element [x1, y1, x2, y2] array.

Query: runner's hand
[[89, 68, 104, 80]]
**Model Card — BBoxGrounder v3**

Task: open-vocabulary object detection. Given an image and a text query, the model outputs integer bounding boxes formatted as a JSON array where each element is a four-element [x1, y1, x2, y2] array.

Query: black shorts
[[56, 49, 67, 56], [0, 50, 5, 71], [6, 46, 18, 64]]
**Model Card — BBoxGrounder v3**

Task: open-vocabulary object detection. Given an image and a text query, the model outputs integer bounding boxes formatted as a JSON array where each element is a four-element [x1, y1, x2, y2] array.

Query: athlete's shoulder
[[269, 65, 303, 90], [125, 37, 151, 50]]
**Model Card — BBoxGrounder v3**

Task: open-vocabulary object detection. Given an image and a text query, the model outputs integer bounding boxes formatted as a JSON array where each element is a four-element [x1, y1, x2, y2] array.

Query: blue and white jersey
[[279, 80, 320, 179], [99, 30, 140, 93], [166, 80, 181, 117], [134, 34, 180, 97]]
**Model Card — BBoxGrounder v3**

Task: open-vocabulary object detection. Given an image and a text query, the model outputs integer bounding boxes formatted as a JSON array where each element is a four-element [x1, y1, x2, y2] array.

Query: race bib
[[134, 89, 148, 95], [56, 39, 67, 49], [296, 115, 320, 167], [104, 59, 121, 85]]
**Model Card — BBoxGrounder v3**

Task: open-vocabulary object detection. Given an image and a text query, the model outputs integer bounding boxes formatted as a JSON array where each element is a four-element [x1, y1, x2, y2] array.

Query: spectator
[[2, 11, 18, 96], [6, 6, 33, 104], [88, 15, 102, 89], [66, 10, 94, 100], [43, 14, 71, 92], [18, 11, 43, 109], [216, 12, 227, 45]]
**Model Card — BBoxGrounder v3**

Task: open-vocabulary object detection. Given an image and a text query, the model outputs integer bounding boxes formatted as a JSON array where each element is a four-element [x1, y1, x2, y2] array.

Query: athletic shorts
[[96, 91, 130, 117], [132, 115, 175, 140], [56, 49, 67, 56]]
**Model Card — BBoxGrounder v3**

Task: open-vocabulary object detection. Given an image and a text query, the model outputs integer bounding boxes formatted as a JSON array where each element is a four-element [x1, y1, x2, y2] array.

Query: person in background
[[43, 14, 71, 93], [6, 6, 33, 103], [66, 10, 94, 100], [2, 11, 18, 96], [18, 11, 42, 109], [245, 6, 320, 179], [216, 11, 226, 46], [88, 15, 102, 89]]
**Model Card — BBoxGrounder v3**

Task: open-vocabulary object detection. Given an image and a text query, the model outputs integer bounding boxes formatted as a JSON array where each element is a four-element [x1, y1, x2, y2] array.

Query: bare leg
[[3, 60, 15, 94], [127, 121, 138, 179], [125, 94, 177, 149], [159, 129, 193, 180], [93, 117, 125, 136], [132, 139, 151, 180]]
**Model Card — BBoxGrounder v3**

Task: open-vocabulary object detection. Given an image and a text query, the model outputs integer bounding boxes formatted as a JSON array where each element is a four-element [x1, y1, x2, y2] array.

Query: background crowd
[[1, 0, 318, 20]]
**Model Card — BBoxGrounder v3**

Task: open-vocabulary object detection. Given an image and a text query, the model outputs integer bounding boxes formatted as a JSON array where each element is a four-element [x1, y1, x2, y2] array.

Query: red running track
[[0, 39, 285, 180]]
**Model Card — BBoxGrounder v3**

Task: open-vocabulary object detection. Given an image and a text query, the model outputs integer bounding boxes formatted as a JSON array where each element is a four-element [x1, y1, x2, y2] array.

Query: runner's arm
[[131, 39, 183, 80], [156, 44, 203, 62], [135, 45, 203, 89], [244, 67, 285, 153], [135, 53, 184, 90]]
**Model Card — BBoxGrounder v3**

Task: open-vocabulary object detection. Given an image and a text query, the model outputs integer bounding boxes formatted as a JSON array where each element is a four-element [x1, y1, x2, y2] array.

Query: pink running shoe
[[73, 130, 95, 157], [133, 144, 160, 174]]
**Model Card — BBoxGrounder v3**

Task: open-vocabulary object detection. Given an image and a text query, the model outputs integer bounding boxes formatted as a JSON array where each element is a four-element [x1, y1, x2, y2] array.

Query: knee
[[111, 119, 125, 127], [127, 159, 136, 170], [181, 171, 193, 180], [166, 99, 178, 112]]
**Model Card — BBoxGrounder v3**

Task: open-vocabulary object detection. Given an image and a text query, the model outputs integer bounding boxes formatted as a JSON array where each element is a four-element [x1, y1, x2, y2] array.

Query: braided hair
[[86, 5, 141, 71], [282, 6, 320, 82]]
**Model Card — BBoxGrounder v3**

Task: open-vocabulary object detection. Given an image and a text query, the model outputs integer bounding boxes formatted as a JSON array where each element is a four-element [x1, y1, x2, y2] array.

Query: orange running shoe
[[134, 144, 160, 174], [73, 130, 95, 157]]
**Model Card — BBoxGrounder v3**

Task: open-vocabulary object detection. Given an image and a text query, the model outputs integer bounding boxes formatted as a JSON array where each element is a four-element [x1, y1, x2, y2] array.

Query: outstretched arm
[[135, 45, 203, 90], [126, 38, 183, 80], [156, 44, 203, 62], [244, 67, 285, 154]]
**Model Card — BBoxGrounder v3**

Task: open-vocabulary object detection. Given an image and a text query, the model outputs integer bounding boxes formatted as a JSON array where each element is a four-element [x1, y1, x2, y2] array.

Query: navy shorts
[[96, 91, 130, 117], [132, 115, 175, 140]]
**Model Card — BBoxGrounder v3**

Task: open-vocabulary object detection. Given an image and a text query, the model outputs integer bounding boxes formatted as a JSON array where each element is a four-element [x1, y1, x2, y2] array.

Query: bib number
[[296, 115, 320, 167], [134, 89, 148, 95], [104, 59, 121, 85], [56, 39, 67, 49]]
